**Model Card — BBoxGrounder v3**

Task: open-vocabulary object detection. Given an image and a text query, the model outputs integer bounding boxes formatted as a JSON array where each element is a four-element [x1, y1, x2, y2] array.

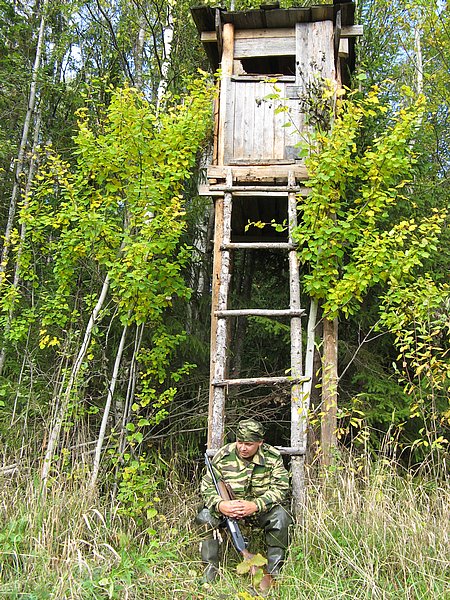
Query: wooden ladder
[[208, 168, 309, 507]]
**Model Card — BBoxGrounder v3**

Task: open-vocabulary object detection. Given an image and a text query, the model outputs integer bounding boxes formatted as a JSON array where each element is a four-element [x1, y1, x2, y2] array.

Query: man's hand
[[218, 499, 258, 519]]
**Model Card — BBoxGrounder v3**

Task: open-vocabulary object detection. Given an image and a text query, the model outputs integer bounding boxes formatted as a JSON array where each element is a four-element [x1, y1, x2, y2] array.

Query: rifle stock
[[204, 453, 274, 592]]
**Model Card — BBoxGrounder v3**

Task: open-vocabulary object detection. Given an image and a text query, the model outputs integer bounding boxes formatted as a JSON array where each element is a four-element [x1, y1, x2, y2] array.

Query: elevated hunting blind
[[192, 2, 361, 506]]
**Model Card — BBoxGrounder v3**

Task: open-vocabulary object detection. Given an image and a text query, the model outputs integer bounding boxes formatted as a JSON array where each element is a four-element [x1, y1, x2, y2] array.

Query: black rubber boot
[[200, 538, 220, 582], [267, 546, 285, 577]]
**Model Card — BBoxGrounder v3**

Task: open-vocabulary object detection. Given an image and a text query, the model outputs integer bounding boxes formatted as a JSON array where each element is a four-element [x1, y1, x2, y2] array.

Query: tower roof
[[191, 3, 356, 71]]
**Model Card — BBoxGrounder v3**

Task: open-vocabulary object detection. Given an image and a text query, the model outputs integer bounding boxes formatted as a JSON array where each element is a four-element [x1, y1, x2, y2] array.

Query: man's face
[[236, 440, 263, 459]]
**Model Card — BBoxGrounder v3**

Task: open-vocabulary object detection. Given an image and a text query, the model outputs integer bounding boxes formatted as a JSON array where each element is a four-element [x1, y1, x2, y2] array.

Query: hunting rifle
[[204, 452, 273, 592]]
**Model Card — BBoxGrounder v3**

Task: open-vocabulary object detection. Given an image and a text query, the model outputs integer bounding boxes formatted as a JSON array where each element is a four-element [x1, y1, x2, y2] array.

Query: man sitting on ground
[[196, 418, 293, 582]]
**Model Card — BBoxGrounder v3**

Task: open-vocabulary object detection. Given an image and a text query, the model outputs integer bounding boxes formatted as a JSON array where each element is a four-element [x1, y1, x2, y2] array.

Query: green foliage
[[14, 76, 213, 330], [294, 87, 446, 319], [2, 74, 213, 345], [125, 326, 196, 450], [236, 552, 268, 590], [116, 455, 162, 528], [378, 277, 450, 455], [0, 461, 448, 599]]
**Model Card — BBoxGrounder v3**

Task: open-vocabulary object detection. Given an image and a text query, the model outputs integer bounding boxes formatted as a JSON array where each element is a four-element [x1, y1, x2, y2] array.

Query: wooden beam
[[201, 25, 362, 44], [217, 23, 234, 167], [207, 185, 303, 192], [341, 25, 363, 37], [234, 37, 295, 59], [287, 189, 305, 513], [209, 190, 233, 450], [198, 183, 310, 197], [222, 242, 296, 250], [207, 164, 308, 182], [215, 309, 305, 317], [213, 376, 309, 386], [207, 447, 306, 456], [207, 197, 224, 449], [321, 317, 339, 467]]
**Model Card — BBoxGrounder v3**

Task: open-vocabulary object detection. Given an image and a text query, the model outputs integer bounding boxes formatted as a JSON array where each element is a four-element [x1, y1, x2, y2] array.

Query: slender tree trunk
[[0, 109, 42, 375], [301, 298, 318, 415], [41, 274, 110, 488], [156, 0, 174, 111], [134, 15, 146, 90], [0, 0, 47, 285], [112, 323, 144, 501], [415, 27, 423, 96], [90, 320, 129, 490], [117, 323, 143, 455], [321, 316, 338, 466]]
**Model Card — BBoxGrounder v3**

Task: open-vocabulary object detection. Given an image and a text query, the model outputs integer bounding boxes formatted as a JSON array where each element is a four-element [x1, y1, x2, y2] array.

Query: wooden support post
[[217, 23, 234, 167], [321, 317, 338, 466], [208, 189, 232, 450], [287, 184, 305, 514], [207, 196, 223, 449]]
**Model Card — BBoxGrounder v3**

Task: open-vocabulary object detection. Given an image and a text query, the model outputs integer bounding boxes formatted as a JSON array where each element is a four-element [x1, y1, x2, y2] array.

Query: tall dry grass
[[0, 456, 448, 599]]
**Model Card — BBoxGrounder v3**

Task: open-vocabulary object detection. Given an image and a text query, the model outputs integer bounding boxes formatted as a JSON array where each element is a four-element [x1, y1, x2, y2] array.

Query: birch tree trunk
[[0, 0, 47, 286], [117, 323, 144, 457], [90, 320, 129, 490], [41, 274, 110, 488], [301, 298, 318, 416], [0, 109, 42, 375], [134, 14, 146, 90], [156, 0, 174, 111]]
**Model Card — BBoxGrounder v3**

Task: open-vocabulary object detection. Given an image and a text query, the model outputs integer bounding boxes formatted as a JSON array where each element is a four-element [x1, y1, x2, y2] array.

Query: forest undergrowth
[[0, 455, 448, 600]]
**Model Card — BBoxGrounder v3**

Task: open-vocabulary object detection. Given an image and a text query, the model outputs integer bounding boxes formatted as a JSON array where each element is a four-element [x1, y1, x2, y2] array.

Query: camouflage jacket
[[201, 442, 290, 516]]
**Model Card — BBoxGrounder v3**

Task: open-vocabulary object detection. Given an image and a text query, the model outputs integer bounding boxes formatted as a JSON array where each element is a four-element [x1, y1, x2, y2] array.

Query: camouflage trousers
[[195, 503, 293, 550]]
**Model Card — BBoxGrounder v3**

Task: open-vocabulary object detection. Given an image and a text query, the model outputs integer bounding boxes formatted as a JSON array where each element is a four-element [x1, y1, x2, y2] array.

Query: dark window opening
[[240, 55, 295, 76], [231, 196, 289, 243]]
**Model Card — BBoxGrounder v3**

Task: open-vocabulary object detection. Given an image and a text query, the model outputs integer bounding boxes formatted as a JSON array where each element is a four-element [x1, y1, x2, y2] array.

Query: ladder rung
[[221, 243, 296, 250], [274, 446, 306, 456], [215, 309, 305, 318], [202, 189, 309, 198], [206, 446, 306, 456], [213, 376, 310, 387], [210, 185, 302, 192]]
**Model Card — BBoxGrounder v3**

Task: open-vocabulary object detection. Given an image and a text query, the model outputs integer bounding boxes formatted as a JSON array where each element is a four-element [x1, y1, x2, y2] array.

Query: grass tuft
[[0, 457, 448, 599]]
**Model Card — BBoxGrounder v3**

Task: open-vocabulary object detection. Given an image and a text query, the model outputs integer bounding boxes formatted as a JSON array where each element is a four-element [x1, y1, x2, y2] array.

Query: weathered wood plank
[[296, 20, 335, 88], [207, 446, 306, 456], [288, 189, 306, 511], [232, 75, 295, 82], [235, 28, 295, 40], [234, 37, 295, 58], [213, 376, 309, 386], [198, 186, 309, 197], [341, 25, 363, 38], [261, 81, 274, 159], [222, 242, 296, 250], [208, 184, 303, 192], [227, 79, 304, 163], [207, 164, 308, 181], [208, 196, 224, 448], [215, 309, 305, 317], [217, 23, 234, 166], [209, 192, 233, 449], [338, 38, 349, 58], [201, 26, 361, 44]]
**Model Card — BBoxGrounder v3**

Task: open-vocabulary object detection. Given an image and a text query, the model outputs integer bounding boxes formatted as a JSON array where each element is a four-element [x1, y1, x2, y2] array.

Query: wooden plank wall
[[295, 21, 336, 95], [221, 23, 335, 165], [225, 78, 304, 163]]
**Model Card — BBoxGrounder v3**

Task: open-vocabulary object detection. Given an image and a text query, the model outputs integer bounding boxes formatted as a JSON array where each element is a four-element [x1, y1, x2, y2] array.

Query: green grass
[[0, 459, 448, 599]]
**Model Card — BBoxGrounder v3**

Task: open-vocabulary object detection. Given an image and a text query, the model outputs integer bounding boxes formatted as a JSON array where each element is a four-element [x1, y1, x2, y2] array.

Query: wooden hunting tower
[[191, 2, 360, 504]]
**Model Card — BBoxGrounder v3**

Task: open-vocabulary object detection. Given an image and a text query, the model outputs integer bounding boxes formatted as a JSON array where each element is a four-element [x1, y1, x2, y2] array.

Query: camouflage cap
[[236, 419, 265, 442]]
